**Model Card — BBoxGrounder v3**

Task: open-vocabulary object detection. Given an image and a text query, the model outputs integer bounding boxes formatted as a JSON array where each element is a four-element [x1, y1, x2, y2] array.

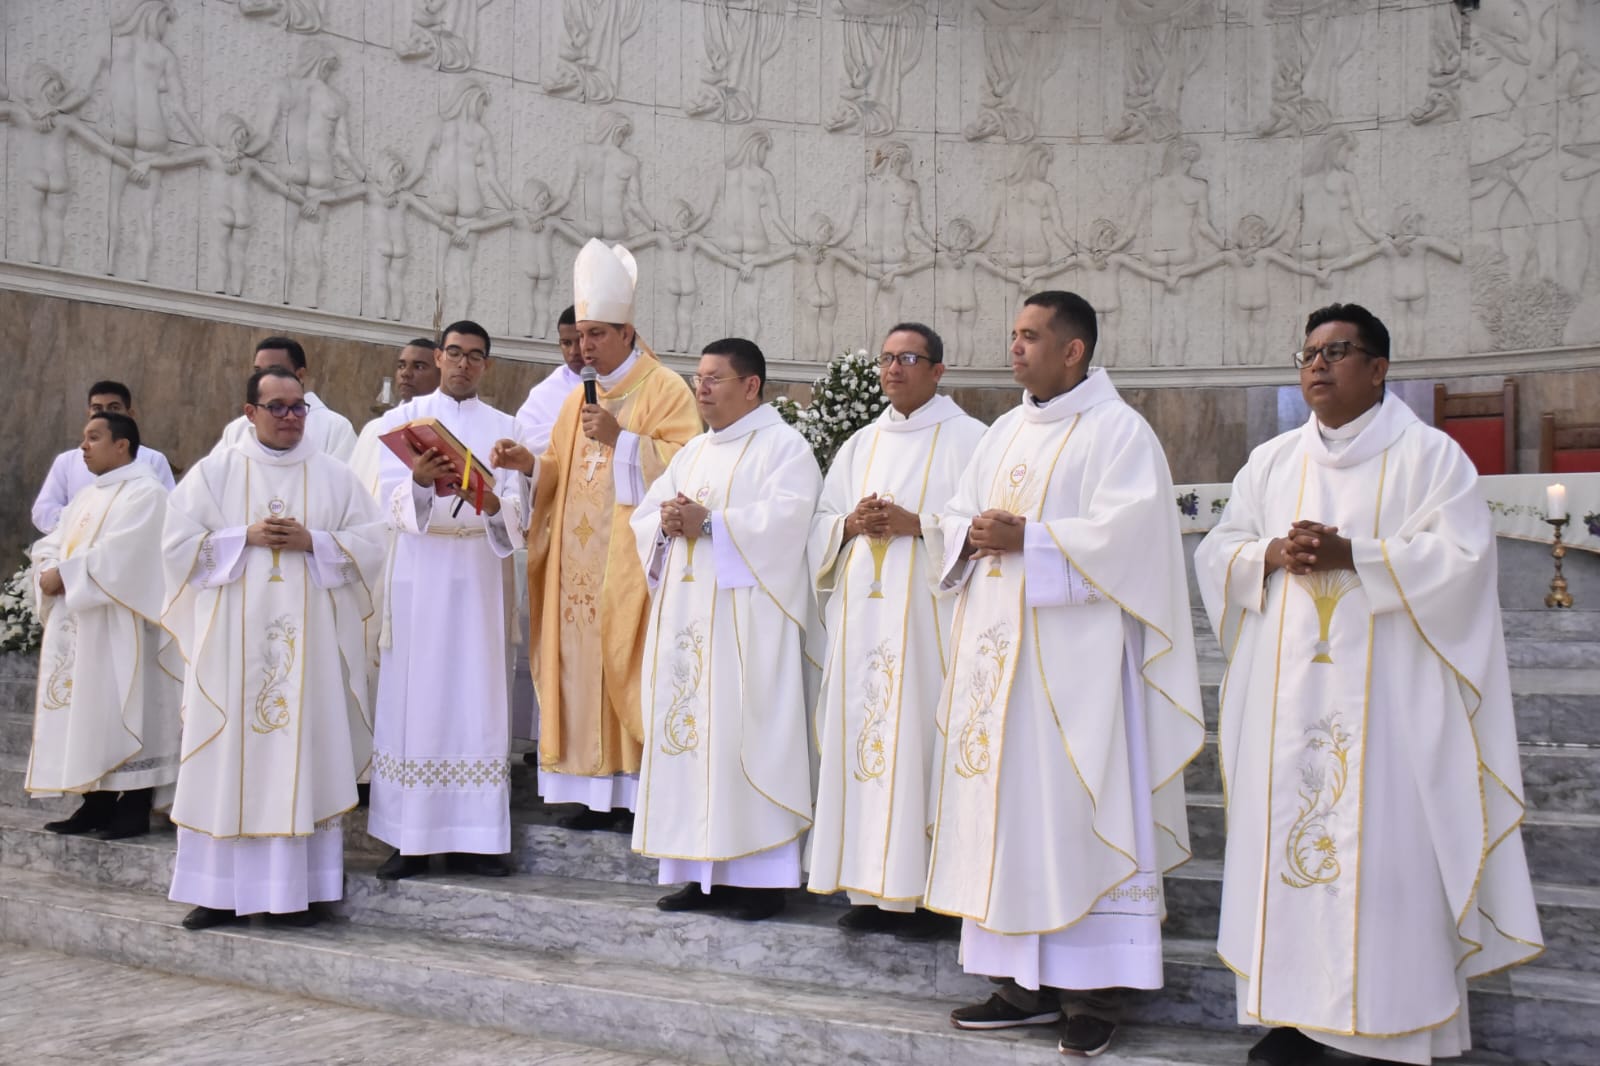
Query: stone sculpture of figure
[[686, 0, 787, 125], [65, 0, 204, 280], [239, 0, 325, 34], [1175, 204, 1325, 366], [462, 177, 587, 337], [1038, 216, 1176, 367], [248, 41, 366, 308], [16, 63, 143, 268], [129, 112, 309, 299], [824, 0, 928, 136], [1463, 0, 1534, 114], [1257, 0, 1363, 138], [558, 110, 657, 241], [625, 199, 746, 353], [545, 0, 645, 103], [1562, 141, 1600, 291], [838, 141, 935, 327], [983, 142, 1075, 273], [416, 79, 515, 314], [964, 0, 1063, 144], [1297, 129, 1382, 270], [887, 216, 1023, 366], [1409, 2, 1464, 125], [397, 0, 494, 74], [696, 127, 799, 331], [745, 212, 873, 360], [1108, 0, 1214, 143], [1378, 205, 1463, 357]]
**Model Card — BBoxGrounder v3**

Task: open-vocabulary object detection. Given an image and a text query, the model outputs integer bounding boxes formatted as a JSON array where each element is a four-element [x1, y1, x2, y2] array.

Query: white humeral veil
[[630, 405, 823, 888], [805, 395, 985, 908], [1194, 394, 1542, 1063]]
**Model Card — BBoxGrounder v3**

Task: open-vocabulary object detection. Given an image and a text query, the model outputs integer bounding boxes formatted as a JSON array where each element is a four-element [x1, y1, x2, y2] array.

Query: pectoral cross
[[582, 442, 608, 483]]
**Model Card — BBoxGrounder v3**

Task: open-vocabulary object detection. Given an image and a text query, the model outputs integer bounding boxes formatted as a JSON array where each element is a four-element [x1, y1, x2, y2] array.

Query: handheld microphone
[[581, 365, 598, 406]]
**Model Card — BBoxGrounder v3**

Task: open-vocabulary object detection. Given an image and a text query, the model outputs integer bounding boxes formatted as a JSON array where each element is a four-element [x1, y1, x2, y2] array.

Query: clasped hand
[[1267, 520, 1352, 576], [38, 568, 65, 597], [845, 494, 920, 540], [967, 509, 1025, 558], [246, 516, 313, 552], [660, 493, 709, 539]]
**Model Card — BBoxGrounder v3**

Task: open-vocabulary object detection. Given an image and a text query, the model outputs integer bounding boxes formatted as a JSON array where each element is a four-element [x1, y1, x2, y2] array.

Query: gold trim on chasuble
[[40, 616, 77, 711], [661, 620, 707, 755]]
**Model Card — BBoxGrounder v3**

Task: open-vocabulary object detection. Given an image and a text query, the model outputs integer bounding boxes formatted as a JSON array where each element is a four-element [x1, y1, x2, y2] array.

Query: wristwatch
[[700, 514, 713, 539]]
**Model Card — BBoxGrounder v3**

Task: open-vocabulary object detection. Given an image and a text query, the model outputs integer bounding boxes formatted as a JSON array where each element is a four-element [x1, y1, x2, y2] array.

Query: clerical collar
[[1020, 367, 1117, 424], [434, 391, 481, 408], [710, 403, 779, 441], [886, 395, 938, 422], [1316, 400, 1381, 450], [599, 349, 640, 390], [254, 439, 294, 456], [93, 461, 152, 487]]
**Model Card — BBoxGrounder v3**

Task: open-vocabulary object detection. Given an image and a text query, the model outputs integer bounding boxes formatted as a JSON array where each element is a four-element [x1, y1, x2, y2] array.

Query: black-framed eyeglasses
[[259, 401, 309, 419], [1292, 340, 1367, 369], [442, 345, 489, 365], [691, 373, 749, 388], [876, 352, 934, 368]]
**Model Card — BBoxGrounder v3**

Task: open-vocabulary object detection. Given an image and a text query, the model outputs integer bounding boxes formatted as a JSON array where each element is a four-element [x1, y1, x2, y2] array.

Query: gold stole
[[925, 415, 1075, 920], [1250, 453, 1386, 1032]]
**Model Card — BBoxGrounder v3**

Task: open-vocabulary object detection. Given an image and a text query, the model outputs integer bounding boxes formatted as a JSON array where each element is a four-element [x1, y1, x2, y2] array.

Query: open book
[[378, 417, 496, 508]]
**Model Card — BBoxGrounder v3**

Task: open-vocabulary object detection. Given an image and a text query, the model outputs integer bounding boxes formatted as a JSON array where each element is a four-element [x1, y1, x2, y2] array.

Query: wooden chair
[[1434, 378, 1517, 474], [1540, 412, 1600, 473]]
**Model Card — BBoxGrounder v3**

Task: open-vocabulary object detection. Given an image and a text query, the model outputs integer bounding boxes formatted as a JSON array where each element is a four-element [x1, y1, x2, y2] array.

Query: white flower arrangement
[[772, 348, 888, 472], [1, 559, 43, 654]]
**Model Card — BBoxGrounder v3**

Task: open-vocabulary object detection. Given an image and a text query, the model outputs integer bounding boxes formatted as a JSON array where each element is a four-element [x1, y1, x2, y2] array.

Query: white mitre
[[574, 238, 637, 324]]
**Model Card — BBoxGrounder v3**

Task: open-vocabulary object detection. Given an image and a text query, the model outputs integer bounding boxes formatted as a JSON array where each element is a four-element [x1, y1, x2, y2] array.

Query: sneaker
[[1058, 1015, 1116, 1057], [445, 852, 511, 877], [950, 992, 1062, 1031], [1248, 1027, 1325, 1066], [375, 850, 431, 881], [181, 905, 240, 931]]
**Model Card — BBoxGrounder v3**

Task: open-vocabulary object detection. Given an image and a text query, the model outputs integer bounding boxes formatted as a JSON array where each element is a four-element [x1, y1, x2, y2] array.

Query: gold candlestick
[[1545, 517, 1574, 609]]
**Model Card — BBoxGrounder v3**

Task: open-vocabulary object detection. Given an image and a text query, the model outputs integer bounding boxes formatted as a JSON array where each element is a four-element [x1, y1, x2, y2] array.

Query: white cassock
[[806, 395, 986, 910], [1194, 394, 1543, 1064], [348, 416, 387, 497], [924, 369, 1203, 992], [211, 390, 358, 461], [32, 444, 176, 534], [514, 364, 583, 455], [368, 392, 524, 855], [629, 405, 822, 890], [162, 438, 387, 915], [27, 463, 179, 800]]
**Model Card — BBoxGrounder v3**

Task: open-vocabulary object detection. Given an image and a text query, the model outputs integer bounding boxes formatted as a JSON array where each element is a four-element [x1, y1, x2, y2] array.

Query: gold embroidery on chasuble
[[251, 616, 299, 735], [953, 623, 1011, 779], [985, 462, 1038, 578], [660, 621, 706, 756], [680, 485, 712, 582], [41, 617, 78, 711], [1281, 713, 1353, 889], [853, 640, 898, 782], [1297, 571, 1361, 664]]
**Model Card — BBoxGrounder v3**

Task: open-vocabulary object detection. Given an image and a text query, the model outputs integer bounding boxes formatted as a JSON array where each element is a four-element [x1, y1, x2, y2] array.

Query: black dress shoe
[[557, 808, 631, 832], [375, 850, 431, 881], [657, 883, 722, 911], [181, 905, 240, 931], [355, 782, 370, 809], [269, 907, 324, 928], [837, 905, 901, 935], [445, 852, 511, 877], [44, 791, 117, 835], [96, 789, 154, 840], [722, 887, 786, 922], [891, 909, 960, 942], [520, 750, 541, 767], [1248, 1027, 1325, 1066]]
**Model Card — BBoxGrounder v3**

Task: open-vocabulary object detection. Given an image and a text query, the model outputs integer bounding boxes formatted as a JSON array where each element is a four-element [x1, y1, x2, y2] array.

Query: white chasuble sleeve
[[55, 481, 169, 620], [807, 431, 864, 594], [611, 430, 645, 507], [632, 442, 680, 587], [715, 432, 824, 632], [1193, 438, 1294, 654]]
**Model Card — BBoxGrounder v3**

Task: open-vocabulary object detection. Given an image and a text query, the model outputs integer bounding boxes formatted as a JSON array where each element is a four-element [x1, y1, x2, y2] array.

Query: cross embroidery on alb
[[582, 442, 609, 482]]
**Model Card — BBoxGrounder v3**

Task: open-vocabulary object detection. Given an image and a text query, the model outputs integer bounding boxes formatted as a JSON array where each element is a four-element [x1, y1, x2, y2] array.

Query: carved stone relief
[[2, 0, 1597, 378]]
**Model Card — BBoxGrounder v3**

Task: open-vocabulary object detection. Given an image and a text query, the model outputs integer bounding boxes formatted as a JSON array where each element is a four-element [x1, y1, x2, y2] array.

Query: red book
[[377, 417, 495, 506]]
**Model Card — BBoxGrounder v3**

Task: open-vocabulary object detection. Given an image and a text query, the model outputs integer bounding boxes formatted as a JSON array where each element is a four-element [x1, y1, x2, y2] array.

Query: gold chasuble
[[1195, 394, 1542, 1057], [526, 351, 700, 778]]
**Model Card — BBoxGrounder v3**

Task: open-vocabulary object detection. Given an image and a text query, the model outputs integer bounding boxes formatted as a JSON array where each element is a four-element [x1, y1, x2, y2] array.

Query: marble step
[[1194, 664, 1600, 745], [0, 711, 30, 757], [1183, 792, 1600, 888], [1181, 738, 1600, 816], [0, 865, 1278, 1066], [0, 753, 72, 814], [7, 803, 1600, 981]]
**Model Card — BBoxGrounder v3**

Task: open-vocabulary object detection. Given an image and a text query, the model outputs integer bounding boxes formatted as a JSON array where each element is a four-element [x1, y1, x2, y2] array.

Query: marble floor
[[0, 944, 685, 1066]]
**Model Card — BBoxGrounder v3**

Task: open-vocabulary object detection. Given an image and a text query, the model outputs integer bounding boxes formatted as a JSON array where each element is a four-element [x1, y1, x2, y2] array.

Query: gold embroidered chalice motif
[[988, 464, 1031, 578], [681, 485, 712, 582], [867, 492, 894, 599], [266, 497, 287, 582]]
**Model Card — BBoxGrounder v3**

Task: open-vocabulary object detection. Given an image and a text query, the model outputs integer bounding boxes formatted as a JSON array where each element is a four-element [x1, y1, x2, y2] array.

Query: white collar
[[598, 349, 640, 390], [92, 461, 155, 488], [1019, 367, 1118, 424], [709, 403, 780, 442], [879, 393, 966, 434], [1316, 398, 1381, 442]]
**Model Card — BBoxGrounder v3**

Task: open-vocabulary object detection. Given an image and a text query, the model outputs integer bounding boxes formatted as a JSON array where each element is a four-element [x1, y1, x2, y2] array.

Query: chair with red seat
[[1434, 378, 1517, 474], [1539, 412, 1600, 473]]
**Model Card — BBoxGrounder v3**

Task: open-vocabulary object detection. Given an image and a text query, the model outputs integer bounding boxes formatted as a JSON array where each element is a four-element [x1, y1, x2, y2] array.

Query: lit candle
[[1546, 483, 1567, 520]]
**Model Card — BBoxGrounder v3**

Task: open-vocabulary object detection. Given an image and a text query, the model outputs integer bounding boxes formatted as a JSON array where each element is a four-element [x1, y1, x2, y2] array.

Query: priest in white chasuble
[[29, 411, 178, 840], [927, 292, 1203, 1059], [369, 320, 525, 881], [1194, 304, 1542, 1066], [162, 367, 387, 931], [630, 338, 823, 923], [492, 241, 700, 832], [806, 322, 984, 938]]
